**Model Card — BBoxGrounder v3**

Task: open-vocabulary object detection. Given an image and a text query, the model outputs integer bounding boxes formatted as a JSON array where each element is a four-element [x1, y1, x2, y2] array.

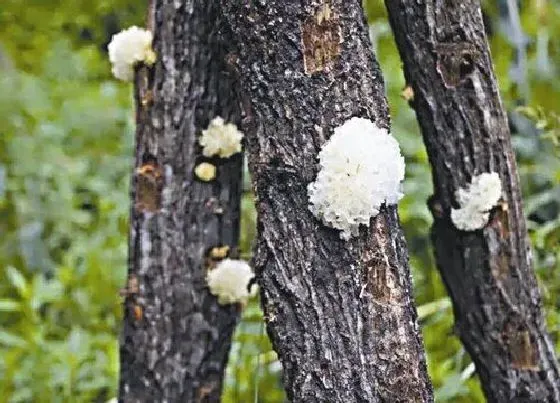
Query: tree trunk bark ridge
[[119, 1, 243, 401], [221, 1, 433, 401], [384, 1, 560, 401]]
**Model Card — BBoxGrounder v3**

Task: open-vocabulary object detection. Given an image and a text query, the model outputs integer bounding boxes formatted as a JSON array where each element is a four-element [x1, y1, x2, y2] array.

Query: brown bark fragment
[[134, 160, 164, 213], [302, 3, 342, 74], [503, 320, 539, 371]]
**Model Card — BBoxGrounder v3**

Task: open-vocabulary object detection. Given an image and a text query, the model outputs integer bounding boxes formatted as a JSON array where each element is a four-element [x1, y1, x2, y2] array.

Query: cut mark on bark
[[120, 274, 140, 297], [135, 68, 153, 115], [133, 304, 143, 322], [488, 203, 511, 280], [301, 3, 342, 74], [503, 320, 540, 371], [361, 217, 402, 304], [435, 43, 479, 88], [135, 158, 164, 212], [490, 201, 510, 240], [196, 382, 218, 403], [364, 261, 393, 303]]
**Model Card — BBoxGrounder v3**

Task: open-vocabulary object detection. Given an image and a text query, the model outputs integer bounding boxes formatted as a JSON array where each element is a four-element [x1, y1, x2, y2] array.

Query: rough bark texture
[[118, 1, 243, 401], [221, 1, 433, 402], [384, 1, 560, 402]]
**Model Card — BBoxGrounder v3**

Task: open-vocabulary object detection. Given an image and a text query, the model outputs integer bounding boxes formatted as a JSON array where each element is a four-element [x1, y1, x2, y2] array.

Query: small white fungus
[[199, 117, 244, 158], [308, 117, 406, 240], [451, 172, 502, 231], [194, 162, 217, 182], [207, 259, 256, 305], [107, 26, 156, 81]]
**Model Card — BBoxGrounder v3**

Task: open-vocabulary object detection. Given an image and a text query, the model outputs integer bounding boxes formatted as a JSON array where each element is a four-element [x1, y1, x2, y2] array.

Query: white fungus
[[450, 172, 502, 231], [199, 117, 244, 158], [308, 117, 406, 240], [107, 26, 156, 81], [206, 259, 256, 305]]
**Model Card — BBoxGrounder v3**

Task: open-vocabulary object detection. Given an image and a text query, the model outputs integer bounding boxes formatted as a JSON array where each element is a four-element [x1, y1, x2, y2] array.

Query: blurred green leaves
[[517, 106, 560, 147], [0, 2, 137, 400]]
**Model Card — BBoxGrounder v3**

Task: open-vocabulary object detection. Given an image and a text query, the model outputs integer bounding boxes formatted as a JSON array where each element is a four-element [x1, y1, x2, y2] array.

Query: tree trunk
[[220, 1, 433, 401], [118, 1, 243, 401], [384, 1, 560, 401]]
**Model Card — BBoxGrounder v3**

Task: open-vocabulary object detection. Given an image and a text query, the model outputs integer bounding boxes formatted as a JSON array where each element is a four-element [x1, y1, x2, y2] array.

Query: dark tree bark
[[220, 1, 433, 402], [118, 1, 243, 401], [384, 1, 560, 401]]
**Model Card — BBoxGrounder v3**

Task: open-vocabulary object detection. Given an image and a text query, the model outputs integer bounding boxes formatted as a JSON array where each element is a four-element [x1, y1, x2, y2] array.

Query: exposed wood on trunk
[[384, 0, 560, 401], [220, 1, 433, 401], [119, 1, 243, 401]]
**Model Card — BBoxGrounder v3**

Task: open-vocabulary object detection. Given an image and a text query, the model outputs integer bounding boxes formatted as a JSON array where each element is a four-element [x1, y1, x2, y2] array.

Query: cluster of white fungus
[[107, 26, 156, 81], [308, 117, 406, 240], [199, 117, 244, 158], [451, 172, 502, 231], [206, 259, 256, 305]]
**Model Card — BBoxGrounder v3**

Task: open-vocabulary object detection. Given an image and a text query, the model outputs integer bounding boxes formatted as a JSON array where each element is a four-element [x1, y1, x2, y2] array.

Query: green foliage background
[[0, 1, 558, 402]]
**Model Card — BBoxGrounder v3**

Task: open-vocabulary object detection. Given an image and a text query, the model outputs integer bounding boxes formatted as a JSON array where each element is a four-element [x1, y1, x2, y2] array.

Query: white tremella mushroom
[[107, 26, 156, 81], [451, 172, 502, 231], [308, 117, 406, 240], [206, 259, 256, 305], [199, 117, 244, 159]]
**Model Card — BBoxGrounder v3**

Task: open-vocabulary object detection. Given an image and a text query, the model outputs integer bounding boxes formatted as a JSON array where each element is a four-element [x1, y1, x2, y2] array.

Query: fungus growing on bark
[[206, 259, 255, 305], [209, 245, 230, 259], [199, 117, 243, 158], [194, 162, 217, 182], [451, 172, 502, 231], [308, 117, 405, 240], [107, 26, 156, 81]]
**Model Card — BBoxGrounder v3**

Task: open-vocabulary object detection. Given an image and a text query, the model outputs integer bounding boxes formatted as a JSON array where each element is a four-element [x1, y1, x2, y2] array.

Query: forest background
[[0, 0, 558, 402]]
